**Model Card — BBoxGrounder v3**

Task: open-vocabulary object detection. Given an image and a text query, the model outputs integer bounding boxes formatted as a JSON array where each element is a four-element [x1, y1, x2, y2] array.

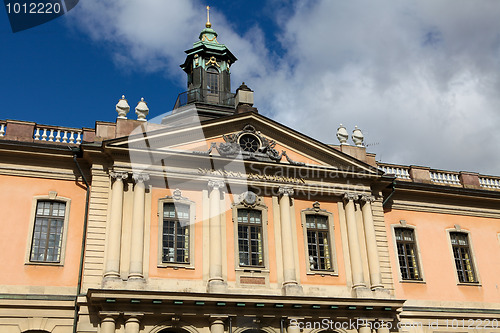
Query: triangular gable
[[105, 112, 381, 177]]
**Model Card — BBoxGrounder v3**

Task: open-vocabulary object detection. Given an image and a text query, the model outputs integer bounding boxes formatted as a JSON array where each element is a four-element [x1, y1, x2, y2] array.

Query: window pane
[[450, 232, 476, 283], [306, 214, 333, 271], [237, 209, 263, 267], [162, 203, 190, 264], [30, 201, 65, 263], [395, 228, 420, 280]]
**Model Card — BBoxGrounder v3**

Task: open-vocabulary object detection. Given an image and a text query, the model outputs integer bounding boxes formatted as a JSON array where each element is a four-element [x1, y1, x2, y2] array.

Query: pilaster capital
[[132, 173, 150, 183], [343, 192, 359, 202], [208, 179, 225, 191], [278, 186, 294, 197], [359, 194, 376, 203], [109, 171, 128, 181]]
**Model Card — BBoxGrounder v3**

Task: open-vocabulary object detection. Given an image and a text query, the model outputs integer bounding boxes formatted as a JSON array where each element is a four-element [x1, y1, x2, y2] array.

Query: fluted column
[[279, 186, 301, 294], [124, 314, 143, 333], [100, 314, 118, 333], [360, 194, 383, 290], [129, 173, 149, 280], [104, 172, 128, 279], [207, 179, 226, 292], [210, 317, 226, 333], [343, 193, 366, 289]]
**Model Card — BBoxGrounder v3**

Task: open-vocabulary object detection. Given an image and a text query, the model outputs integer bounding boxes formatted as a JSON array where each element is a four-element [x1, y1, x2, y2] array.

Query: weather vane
[[206, 5, 211, 28]]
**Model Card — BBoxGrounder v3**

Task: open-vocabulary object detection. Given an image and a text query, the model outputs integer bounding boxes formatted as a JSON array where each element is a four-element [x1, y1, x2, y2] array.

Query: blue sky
[[2, 0, 500, 175]]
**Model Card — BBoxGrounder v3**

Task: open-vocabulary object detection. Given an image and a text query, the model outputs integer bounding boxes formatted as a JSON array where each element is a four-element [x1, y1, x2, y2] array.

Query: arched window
[[206, 67, 219, 93]]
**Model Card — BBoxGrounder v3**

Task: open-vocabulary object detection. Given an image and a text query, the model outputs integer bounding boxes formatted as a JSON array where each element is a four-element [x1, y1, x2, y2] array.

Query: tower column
[[207, 179, 226, 293], [104, 172, 128, 279], [128, 173, 149, 280], [99, 313, 118, 333], [360, 194, 383, 290], [343, 193, 366, 289], [124, 314, 143, 333], [210, 317, 226, 333], [279, 186, 301, 295]]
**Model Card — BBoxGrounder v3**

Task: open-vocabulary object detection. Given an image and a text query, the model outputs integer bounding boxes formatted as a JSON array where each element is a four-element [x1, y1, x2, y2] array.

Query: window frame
[[447, 228, 480, 285], [301, 202, 338, 276], [25, 193, 71, 266], [390, 222, 425, 283], [157, 194, 196, 269], [206, 66, 219, 94], [232, 194, 269, 271], [393, 227, 423, 281]]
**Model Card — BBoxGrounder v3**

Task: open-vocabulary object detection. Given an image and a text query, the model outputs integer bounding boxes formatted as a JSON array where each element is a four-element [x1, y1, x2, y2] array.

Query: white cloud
[[71, 0, 500, 175]]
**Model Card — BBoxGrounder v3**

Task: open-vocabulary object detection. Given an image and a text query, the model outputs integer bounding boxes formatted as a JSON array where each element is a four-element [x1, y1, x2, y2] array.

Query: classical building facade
[[0, 18, 499, 333]]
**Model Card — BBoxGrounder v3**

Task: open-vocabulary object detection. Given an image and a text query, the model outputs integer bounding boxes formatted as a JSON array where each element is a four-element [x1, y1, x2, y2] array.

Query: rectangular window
[[237, 209, 263, 267], [306, 214, 332, 271], [450, 232, 477, 283], [30, 201, 65, 263], [395, 228, 421, 280], [206, 68, 219, 93], [162, 203, 190, 264]]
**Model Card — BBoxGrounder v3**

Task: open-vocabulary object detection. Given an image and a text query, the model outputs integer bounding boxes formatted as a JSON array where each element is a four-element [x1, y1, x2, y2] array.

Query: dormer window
[[206, 67, 219, 93]]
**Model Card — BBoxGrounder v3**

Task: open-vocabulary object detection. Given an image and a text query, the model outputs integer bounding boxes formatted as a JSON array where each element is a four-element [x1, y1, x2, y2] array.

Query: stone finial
[[352, 126, 364, 147], [336, 124, 348, 145], [116, 95, 130, 119], [135, 97, 149, 122]]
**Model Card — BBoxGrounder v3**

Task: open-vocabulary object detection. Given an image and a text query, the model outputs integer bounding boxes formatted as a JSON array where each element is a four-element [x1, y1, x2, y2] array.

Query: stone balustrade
[[34, 126, 82, 144], [0, 119, 95, 144], [378, 164, 411, 180], [479, 176, 500, 189], [378, 163, 499, 191], [430, 171, 461, 185]]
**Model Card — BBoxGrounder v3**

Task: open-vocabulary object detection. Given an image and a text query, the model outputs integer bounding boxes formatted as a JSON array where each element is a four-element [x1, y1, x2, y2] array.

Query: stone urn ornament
[[135, 97, 149, 122], [336, 124, 348, 145]]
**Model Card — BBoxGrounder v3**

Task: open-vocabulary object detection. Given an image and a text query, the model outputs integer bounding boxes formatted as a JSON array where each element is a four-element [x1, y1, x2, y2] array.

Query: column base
[[126, 277, 146, 290], [207, 279, 227, 293], [282, 283, 303, 296], [102, 275, 123, 288], [373, 287, 392, 299], [351, 286, 372, 298]]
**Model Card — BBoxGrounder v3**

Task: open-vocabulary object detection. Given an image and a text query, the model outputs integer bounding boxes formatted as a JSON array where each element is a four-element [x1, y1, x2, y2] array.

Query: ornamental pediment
[[104, 112, 381, 177]]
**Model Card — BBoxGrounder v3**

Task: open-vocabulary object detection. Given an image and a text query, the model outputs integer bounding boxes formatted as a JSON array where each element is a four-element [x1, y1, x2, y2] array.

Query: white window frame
[[157, 192, 196, 269]]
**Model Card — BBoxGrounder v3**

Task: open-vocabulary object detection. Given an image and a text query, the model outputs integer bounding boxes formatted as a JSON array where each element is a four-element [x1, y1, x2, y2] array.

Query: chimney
[[235, 82, 258, 113]]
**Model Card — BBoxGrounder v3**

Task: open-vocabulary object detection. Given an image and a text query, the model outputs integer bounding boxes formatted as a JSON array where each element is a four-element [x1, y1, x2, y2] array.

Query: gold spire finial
[[206, 5, 211, 28]]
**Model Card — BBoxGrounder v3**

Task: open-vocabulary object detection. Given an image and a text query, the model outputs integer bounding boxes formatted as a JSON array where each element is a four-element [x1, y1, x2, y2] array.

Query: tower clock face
[[238, 134, 260, 152]]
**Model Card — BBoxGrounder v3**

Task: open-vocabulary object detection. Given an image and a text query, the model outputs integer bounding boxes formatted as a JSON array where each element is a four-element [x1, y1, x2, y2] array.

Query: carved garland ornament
[[203, 124, 305, 166]]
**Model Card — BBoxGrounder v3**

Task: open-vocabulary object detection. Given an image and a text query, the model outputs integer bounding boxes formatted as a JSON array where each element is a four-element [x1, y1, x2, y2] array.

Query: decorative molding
[[132, 173, 150, 183], [208, 179, 225, 191], [236, 191, 262, 208], [359, 194, 375, 203], [302, 201, 328, 214], [343, 192, 358, 202], [202, 124, 305, 165], [109, 171, 128, 180], [278, 186, 294, 196]]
